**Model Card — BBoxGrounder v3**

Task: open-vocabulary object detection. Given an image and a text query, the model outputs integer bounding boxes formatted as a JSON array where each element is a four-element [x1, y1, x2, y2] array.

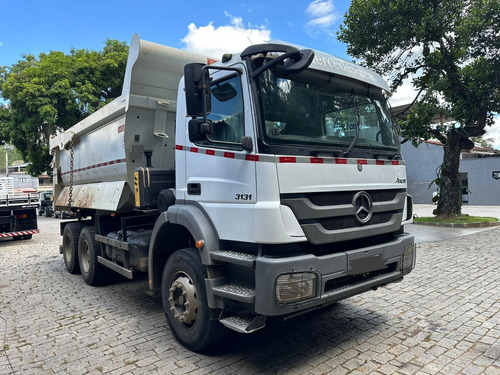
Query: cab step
[[212, 284, 255, 303], [210, 250, 256, 267], [219, 314, 266, 334]]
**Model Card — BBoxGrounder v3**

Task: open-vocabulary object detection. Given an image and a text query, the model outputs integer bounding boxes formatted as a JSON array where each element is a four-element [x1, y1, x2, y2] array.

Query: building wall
[[402, 141, 500, 205], [401, 141, 443, 204], [461, 158, 500, 205]]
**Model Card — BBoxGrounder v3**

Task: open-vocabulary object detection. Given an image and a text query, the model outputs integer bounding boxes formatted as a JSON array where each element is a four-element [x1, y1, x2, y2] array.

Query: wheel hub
[[168, 275, 198, 325]]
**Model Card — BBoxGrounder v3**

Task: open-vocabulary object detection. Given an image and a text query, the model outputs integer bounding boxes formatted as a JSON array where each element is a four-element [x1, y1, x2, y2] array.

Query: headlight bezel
[[402, 243, 417, 274], [275, 271, 319, 306]]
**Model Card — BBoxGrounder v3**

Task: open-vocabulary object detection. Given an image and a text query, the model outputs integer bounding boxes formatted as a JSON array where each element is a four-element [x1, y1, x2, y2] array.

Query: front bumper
[[254, 232, 415, 316]]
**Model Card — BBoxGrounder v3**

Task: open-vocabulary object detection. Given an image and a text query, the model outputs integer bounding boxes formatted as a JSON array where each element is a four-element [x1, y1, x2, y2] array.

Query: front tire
[[78, 226, 105, 285], [162, 248, 226, 352], [63, 222, 83, 274]]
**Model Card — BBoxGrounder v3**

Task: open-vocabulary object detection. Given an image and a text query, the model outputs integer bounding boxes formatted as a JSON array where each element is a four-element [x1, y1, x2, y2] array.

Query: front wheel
[[162, 248, 226, 352]]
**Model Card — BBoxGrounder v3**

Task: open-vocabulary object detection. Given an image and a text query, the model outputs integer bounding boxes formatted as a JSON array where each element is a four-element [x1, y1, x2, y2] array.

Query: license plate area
[[347, 248, 386, 276]]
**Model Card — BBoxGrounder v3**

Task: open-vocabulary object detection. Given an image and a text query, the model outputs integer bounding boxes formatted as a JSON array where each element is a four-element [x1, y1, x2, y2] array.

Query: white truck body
[[51, 35, 415, 352]]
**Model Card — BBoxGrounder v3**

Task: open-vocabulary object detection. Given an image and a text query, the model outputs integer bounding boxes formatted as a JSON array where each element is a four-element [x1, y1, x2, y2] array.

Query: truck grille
[[281, 189, 406, 245], [307, 190, 399, 206]]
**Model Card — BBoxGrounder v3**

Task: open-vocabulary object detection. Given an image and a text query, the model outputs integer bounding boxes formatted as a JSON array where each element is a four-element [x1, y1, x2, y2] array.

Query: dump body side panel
[[50, 35, 209, 212]]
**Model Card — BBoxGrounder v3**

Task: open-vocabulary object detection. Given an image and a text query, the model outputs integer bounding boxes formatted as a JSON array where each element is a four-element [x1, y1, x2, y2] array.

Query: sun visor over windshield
[[267, 40, 390, 93]]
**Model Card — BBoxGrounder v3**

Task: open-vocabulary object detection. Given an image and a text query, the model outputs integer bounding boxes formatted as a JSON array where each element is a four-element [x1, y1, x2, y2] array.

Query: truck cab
[[38, 190, 53, 217]]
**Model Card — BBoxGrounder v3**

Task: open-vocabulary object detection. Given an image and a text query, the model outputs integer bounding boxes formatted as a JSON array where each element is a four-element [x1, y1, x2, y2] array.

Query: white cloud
[[181, 12, 271, 59], [389, 76, 419, 107], [484, 114, 500, 149], [0, 42, 3, 47], [305, 0, 340, 35]]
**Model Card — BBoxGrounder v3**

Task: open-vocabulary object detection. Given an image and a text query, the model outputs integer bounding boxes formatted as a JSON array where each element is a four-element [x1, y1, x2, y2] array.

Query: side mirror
[[188, 119, 213, 143], [212, 82, 237, 102], [184, 63, 211, 117]]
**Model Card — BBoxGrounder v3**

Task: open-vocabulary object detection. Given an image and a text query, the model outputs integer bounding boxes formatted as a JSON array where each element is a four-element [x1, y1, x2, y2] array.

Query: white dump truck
[[50, 35, 416, 352]]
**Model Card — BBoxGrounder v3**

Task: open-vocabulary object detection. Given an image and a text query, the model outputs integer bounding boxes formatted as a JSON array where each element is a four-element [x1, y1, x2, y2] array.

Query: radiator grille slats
[[281, 189, 406, 245]]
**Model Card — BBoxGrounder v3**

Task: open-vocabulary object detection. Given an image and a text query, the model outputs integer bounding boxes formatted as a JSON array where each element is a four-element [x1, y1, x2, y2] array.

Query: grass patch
[[414, 215, 498, 224]]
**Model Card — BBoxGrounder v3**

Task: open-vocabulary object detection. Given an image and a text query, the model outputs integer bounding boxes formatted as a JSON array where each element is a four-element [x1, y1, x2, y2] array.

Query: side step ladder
[[219, 314, 266, 334]]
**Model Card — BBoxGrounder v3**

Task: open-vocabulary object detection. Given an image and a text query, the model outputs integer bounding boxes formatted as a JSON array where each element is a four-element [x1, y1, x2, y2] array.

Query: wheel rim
[[80, 239, 91, 273], [168, 273, 199, 327], [63, 234, 72, 264]]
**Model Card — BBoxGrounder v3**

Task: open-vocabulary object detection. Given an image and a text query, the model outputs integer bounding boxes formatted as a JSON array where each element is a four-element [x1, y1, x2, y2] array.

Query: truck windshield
[[256, 67, 399, 156]]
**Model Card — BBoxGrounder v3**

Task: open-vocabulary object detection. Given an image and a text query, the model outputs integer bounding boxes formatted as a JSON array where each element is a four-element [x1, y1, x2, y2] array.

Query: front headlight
[[402, 243, 417, 274], [275, 272, 318, 306]]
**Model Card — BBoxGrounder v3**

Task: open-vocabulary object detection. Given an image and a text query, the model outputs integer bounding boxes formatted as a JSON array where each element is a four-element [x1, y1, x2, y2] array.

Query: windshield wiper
[[344, 99, 361, 157]]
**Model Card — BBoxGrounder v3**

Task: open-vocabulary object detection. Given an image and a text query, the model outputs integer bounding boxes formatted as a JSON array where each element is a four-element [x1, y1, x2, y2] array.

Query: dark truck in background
[[0, 177, 39, 240]]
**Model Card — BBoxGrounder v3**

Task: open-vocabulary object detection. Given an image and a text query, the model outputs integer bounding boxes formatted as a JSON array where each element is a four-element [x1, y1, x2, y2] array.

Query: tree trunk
[[437, 130, 462, 217]]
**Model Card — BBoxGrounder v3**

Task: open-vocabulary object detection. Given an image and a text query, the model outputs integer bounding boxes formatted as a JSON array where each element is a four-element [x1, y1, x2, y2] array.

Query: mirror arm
[[249, 50, 299, 79], [200, 67, 210, 125]]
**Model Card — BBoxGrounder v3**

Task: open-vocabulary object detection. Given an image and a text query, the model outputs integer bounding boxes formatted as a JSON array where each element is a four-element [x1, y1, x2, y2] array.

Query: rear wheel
[[44, 207, 52, 217], [63, 222, 83, 274], [78, 226, 105, 285], [162, 248, 226, 352]]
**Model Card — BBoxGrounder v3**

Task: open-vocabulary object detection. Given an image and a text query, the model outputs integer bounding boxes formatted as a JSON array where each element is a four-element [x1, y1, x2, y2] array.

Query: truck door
[[183, 66, 257, 242]]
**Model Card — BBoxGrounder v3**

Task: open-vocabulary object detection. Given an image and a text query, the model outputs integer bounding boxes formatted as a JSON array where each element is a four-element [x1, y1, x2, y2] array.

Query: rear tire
[[78, 226, 105, 286], [162, 248, 226, 352], [63, 222, 83, 274]]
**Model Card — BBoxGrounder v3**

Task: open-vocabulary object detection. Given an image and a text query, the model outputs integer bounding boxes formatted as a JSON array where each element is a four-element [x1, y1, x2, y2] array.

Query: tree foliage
[[338, 0, 500, 217], [0, 39, 129, 176]]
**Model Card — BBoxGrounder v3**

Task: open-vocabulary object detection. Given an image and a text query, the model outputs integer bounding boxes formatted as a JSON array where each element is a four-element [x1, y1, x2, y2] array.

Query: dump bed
[[50, 35, 209, 212]]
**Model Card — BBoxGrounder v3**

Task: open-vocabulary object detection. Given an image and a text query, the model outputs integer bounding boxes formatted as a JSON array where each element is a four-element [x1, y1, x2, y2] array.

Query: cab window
[[206, 74, 244, 145]]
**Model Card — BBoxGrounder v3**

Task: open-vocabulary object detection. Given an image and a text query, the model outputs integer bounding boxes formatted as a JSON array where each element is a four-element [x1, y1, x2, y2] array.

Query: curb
[[413, 221, 500, 228]]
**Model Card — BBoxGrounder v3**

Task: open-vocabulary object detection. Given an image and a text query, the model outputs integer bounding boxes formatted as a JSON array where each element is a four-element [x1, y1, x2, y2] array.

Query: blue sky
[[1, 0, 350, 66], [0, 0, 420, 106]]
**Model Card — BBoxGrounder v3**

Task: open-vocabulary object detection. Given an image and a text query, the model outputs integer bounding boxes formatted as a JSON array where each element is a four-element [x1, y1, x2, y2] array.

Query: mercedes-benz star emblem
[[353, 191, 373, 224]]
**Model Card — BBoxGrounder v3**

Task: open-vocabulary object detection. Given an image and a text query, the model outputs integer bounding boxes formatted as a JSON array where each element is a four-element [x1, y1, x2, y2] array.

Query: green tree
[[0, 39, 128, 176], [338, 0, 500, 217]]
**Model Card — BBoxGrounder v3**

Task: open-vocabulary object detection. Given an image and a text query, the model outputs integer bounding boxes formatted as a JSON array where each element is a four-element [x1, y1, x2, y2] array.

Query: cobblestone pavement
[[1, 216, 499, 375]]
